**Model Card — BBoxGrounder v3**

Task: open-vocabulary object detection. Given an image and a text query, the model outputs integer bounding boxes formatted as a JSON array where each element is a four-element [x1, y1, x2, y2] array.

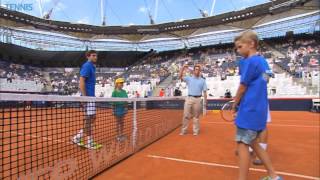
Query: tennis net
[[0, 93, 184, 180]]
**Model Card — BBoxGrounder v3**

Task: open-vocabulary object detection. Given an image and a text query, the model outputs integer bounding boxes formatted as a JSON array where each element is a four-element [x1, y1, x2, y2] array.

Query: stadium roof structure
[[0, 0, 318, 42]]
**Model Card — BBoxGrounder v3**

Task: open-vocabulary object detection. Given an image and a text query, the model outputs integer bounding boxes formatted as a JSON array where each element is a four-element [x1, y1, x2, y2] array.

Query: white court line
[[264, 119, 319, 122], [0, 130, 70, 144], [148, 155, 320, 180], [202, 121, 320, 128]]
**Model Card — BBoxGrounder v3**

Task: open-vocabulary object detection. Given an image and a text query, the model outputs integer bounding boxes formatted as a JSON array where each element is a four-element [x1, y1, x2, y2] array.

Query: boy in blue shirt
[[233, 30, 282, 180], [252, 58, 274, 165], [239, 56, 274, 166]]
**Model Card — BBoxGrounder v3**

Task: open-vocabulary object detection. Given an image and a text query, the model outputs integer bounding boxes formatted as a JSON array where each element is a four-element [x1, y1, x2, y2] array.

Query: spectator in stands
[[135, 91, 140, 98], [53, 86, 58, 92], [63, 84, 69, 95], [147, 90, 153, 97], [309, 56, 319, 66], [307, 72, 312, 85], [221, 72, 227, 80], [179, 64, 207, 136], [165, 87, 171, 97], [174, 87, 182, 96], [288, 61, 295, 73], [0, 70, 6, 78], [7, 72, 13, 83], [159, 88, 165, 97], [224, 89, 232, 98]]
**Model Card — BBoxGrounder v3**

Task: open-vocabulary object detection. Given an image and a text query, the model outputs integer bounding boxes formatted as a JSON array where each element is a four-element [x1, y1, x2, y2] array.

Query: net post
[[132, 100, 137, 151], [202, 98, 207, 116]]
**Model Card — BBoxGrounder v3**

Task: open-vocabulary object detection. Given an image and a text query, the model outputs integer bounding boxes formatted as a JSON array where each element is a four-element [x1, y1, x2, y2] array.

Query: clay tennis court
[[93, 111, 320, 180], [0, 103, 183, 180], [1, 102, 319, 180]]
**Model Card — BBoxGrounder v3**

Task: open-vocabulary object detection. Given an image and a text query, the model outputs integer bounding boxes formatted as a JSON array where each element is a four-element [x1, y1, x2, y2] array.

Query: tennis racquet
[[220, 101, 236, 122]]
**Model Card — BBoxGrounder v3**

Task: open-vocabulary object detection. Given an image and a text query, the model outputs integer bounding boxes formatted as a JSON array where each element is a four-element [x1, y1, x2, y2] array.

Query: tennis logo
[[16, 119, 176, 179], [90, 118, 175, 173], [17, 159, 77, 180], [2, 3, 33, 11], [90, 139, 132, 172]]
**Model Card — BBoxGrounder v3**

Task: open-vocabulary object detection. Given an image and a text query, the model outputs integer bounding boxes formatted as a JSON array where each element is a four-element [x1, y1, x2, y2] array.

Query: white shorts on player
[[267, 105, 271, 123], [86, 102, 96, 116]]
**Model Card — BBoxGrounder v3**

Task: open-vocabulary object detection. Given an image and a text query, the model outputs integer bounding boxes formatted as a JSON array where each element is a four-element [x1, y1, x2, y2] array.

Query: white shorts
[[85, 102, 96, 116], [267, 105, 271, 123]]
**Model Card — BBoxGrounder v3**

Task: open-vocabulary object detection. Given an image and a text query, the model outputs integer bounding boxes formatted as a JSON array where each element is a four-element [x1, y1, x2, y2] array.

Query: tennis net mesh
[[0, 93, 184, 179]]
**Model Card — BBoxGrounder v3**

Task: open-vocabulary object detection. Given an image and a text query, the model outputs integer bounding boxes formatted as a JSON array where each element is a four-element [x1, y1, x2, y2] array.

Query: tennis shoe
[[261, 176, 283, 180], [85, 141, 102, 150], [72, 137, 85, 147]]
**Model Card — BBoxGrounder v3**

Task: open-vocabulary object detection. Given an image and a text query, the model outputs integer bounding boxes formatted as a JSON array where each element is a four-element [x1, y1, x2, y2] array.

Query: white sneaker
[[72, 137, 84, 147], [179, 132, 186, 135], [85, 141, 102, 150], [193, 132, 199, 136]]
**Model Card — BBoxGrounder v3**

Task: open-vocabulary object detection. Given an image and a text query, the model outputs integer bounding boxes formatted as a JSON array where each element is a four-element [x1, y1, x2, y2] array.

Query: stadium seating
[[0, 34, 318, 97]]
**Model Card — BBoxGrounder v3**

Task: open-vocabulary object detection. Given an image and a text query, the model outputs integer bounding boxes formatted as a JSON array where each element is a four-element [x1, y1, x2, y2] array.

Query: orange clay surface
[[94, 111, 320, 180], [1, 108, 182, 179]]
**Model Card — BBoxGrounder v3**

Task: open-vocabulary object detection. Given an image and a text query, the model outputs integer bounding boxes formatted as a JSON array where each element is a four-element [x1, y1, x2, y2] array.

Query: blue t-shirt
[[80, 61, 96, 97], [240, 58, 273, 76], [261, 59, 274, 78], [184, 76, 207, 96], [235, 55, 268, 131], [238, 59, 245, 75]]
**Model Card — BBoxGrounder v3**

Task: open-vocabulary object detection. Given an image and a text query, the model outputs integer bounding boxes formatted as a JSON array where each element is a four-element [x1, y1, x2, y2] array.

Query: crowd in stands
[[124, 51, 178, 82], [0, 44, 289, 97], [0, 60, 48, 92], [48, 69, 79, 95], [0, 34, 318, 97], [0, 60, 45, 83], [271, 36, 319, 78]]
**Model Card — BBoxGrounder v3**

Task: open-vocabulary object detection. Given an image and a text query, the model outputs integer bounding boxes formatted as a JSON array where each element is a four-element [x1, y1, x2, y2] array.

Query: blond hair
[[234, 30, 259, 48], [194, 64, 201, 70]]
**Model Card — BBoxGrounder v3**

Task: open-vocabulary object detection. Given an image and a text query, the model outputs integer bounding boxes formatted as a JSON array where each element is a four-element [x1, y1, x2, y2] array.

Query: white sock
[[87, 136, 93, 144], [75, 129, 83, 139], [249, 147, 253, 152], [260, 143, 267, 150]]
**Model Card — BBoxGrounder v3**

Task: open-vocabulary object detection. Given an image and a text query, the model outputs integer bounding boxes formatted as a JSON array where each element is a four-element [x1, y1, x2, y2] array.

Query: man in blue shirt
[[179, 64, 207, 136], [72, 50, 102, 150], [233, 30, 281, 180]]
